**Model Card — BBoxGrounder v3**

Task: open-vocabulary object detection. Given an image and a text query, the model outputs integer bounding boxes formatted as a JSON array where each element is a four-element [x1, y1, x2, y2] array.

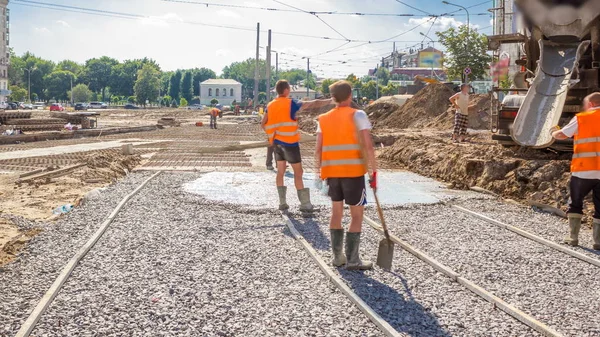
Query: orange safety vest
[[318, 106, 368, 179], [572, 108, 600, 172], [210, 108, 220, 117], [264, 97, 300, 144]]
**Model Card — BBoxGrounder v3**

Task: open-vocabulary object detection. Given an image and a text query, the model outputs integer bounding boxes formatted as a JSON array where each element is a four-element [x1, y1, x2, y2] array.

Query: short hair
[[276, 80, 290, 95], [461, 83, 470, 90], [585, 92, 600, 107], [329, 80, 352, 103]]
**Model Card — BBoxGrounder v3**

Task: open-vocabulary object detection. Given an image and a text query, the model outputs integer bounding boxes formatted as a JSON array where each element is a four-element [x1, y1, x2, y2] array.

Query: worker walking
[[552, 92, 600, 250], [314, 80, 377, 270], [449, 84, 476, 143], [210, 107, 220, 129], [262, 79, 331, 211]]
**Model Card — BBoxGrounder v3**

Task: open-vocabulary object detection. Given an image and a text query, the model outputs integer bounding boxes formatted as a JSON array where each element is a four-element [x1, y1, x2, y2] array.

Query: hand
[[549, 125, 560, 135], [369, 171, 377, 190], [314, 176, 323, 190]]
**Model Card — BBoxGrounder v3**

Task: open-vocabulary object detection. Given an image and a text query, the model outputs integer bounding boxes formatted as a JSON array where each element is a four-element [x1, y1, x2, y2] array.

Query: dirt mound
[[298, 101, 362, 133], [75, 152, 141, 184], [369, 85, 490, 131], [378, 131, 586, 219]]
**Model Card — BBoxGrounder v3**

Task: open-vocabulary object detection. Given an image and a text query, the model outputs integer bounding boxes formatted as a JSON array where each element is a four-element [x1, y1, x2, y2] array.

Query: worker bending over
[[210, 107, 220, 129], [315, 80, 377, 270], [261, 80, 331, 211], [552, 92, 600, 250]]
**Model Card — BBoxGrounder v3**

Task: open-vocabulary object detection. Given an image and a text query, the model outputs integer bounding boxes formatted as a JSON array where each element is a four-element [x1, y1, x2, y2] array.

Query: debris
[[52, 204, 73, 215]]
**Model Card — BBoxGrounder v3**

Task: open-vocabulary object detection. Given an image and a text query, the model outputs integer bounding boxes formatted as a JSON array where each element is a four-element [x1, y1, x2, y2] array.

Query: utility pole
[[266, 29, 272, 103], [70, 75, 73, 106], [254, 22, 260, 108], [25, 67, 34, 103], [306, 58, 310, 98], [275, 52, 279, 81]]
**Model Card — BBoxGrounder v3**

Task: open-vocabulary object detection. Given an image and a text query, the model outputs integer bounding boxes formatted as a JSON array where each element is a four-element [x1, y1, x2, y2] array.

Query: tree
[[19, 52, 55, 101], [162, 95, 172, 107], [168, 70, 182, 101], [181, 71, 193, 102], [222, 58, 272, 98], [82, 56, 118, 101], [9, 86, 27, 102], [381, 83, 399, 96], [70, 83, 92, 103], [45, 70, 75, 101], [376, 67, 390, 86], [211, 98, 219, 105], [361, 80, 382, 100], [56, 60, 83, 76], [110, 58, 160, 97], [192, 68, 216, 96], [436, 25, 491, 81], [346, 73, 362, 90], [128, 96, 136, 103], [134, 64, 161, 106], [321, 79, 335, 95]]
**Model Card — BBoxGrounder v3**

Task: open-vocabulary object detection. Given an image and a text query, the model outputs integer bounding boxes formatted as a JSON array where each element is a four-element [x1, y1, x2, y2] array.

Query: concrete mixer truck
[[489, 0, 600, 151]]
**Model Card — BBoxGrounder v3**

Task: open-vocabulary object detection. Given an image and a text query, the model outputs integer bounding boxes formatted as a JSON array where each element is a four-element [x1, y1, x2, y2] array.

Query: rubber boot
[[593, 218, 600, 251], [564, 213, 582, 247], [345, 232, 373, 271], [277, 186, 289, 211], [330, 229, 346, 267], [297, 188, 314, 212]]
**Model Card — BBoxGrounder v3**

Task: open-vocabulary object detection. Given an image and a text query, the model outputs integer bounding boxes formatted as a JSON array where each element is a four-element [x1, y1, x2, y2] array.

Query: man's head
[[276, 80, 291, 97], [329, 80, 353, 105], [583, 92, 600, 110], [460, 83, 470, 94]]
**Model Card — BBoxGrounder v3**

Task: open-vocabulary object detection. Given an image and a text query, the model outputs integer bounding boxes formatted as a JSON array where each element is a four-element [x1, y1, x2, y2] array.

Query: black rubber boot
[[345, 232, 372, 270], [330, 229, 346, 267], [277, 186, 289, 211], [564, 213, 582, 247]]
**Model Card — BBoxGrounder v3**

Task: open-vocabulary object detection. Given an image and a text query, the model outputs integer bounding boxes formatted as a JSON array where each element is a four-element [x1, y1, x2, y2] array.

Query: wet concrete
[[184, 171, 447, 208]]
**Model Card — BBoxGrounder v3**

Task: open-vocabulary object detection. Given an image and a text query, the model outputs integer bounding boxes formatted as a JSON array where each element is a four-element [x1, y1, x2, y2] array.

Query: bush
[[128, 96, 136, 103], [162, 95, 172, 107], [180, 97, 188, 107], [191, 96, 200, 105], [210, 98, 219, 105]]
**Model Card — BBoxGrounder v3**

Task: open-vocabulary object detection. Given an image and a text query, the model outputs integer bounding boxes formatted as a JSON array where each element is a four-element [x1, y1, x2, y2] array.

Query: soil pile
[[298, 101, 361, 133], [76, 152, 141, 184], [378, 131, 584, 218], [369, 85, 491, 131]]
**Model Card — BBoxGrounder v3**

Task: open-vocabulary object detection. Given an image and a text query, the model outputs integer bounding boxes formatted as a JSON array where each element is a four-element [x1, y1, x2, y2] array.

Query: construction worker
[[261, 79, 331, 211], [314, 80, 377, 270], [552, 92, 600, 250], [449, 84, 476, 143], [210, 107, 220, 129]]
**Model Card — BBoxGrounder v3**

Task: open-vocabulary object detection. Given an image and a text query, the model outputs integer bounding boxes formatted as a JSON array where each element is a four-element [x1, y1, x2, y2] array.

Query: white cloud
[[217, 10, 241, 19], [56, 20, 70, 28], [33, 27, 52, 36], [408, 17, 479, 30], [215, 49, 232, 57], [139, 13, 183, 27]]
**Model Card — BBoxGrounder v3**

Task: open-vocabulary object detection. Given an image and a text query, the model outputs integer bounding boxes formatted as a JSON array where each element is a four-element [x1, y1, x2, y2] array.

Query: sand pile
[[298, 101, 361, 133], [76, 152, 141, 184], [379, 131, 590, 220], [369, 84, 491, 131]]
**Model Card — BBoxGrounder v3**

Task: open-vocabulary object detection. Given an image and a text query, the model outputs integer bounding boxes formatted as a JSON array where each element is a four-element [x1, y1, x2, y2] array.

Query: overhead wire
[[272, 0, 350, 41]]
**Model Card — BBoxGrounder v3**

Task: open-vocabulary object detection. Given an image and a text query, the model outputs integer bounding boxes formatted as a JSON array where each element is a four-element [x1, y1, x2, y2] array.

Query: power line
[[273, 0, 349, 41], [395, 0, 431, 16]]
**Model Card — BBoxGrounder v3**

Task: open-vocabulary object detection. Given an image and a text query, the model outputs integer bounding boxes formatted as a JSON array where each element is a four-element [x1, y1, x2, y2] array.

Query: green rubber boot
[[297, 188, 314, 212], [564, 213, 582, 247], [330, 229, 346, 267], [277, 186, 289, 211], [345, 232, 373, 271], [593, 218, 600, 251]]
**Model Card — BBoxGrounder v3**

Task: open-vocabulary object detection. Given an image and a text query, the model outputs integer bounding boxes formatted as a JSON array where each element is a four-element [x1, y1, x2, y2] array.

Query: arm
[[360, 129, 378, 176], [449, 93, 459, 108], [261, 112, 268, 131], [552, 130, 569, 140], [315, 132, 323, 172]]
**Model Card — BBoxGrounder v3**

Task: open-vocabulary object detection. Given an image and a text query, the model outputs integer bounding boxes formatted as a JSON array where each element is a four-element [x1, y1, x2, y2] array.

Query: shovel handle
[[372, 189, 391, 242]]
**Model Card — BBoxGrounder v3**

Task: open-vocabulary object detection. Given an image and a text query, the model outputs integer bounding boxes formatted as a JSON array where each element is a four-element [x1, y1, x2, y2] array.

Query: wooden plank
[[14, 171, 162, 337], [18, 163, 87, 183]]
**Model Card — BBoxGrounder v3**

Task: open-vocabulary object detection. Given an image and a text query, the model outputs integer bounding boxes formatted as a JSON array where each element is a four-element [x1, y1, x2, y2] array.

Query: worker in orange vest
[[210, 107, 220, 129], [261, 79, 331, 211], [552, 92, 600, 250], [314, 80, 378, 270]]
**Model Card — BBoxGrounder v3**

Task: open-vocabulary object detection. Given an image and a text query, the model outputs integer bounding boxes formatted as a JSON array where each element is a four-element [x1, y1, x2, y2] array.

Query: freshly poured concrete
[[184, 171, 447, 208]]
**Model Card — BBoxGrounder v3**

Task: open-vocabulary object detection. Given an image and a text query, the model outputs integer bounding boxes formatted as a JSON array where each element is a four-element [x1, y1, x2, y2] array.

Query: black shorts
[[327, 176, 367, 206], [274, 144, 302, 164]]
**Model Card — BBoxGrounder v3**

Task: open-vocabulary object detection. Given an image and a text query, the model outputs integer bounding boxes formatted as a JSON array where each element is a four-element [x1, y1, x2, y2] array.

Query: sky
[[10, 0, 494, 78]]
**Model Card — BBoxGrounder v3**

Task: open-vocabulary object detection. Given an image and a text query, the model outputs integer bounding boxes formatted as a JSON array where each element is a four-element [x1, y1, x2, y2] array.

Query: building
[[370, 46, 447, 81], [0, 0, 10, 104], [270, 85, 318, 100], [199, 79, 242, 106]]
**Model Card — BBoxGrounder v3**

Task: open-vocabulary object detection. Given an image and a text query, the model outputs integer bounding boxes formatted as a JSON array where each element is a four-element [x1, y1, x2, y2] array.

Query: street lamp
[[69, 73, 74, 106], [420, 32, 436, 78], [442, 1, 470, 82], [24, 67, 36, 103]]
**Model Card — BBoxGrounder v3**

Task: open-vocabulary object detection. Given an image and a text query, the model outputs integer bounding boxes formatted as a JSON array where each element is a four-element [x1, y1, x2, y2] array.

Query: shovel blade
[[376, 239, 395, 270]]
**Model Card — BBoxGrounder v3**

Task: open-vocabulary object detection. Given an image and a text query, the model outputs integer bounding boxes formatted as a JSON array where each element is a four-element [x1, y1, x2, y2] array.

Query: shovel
[[373, 187, 395, 270]]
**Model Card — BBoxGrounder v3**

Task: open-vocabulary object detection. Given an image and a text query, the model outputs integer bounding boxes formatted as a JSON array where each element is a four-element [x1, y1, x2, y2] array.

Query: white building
[[270, 85, 318, 100], [199, 79, 242, 106], [0, 0, 10, 104]]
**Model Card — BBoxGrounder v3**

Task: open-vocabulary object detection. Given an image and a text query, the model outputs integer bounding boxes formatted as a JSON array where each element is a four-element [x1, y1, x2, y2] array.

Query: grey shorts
[[274, 144, 302, 164], [327, 176, 367, 206]]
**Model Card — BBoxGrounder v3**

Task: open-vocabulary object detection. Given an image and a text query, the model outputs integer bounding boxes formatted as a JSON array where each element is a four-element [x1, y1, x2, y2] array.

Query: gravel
[[0, 171, 154, 336], [454, 198, 600, 260], [365, 203, 600, 336], [28, 172, 382, 336], [290, 211, 538, 337]]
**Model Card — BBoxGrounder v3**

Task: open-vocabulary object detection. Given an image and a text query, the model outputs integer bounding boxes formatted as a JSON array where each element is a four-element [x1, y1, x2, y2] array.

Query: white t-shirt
[[315, 109, 372, 133], [561, 116, 600, 179]]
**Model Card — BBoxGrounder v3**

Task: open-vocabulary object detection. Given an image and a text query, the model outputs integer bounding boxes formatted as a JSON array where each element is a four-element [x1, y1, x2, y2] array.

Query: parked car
[[5, 102, 18, 110], [23, 103, 33, 110], [187, 104, 204, 110], [124, 103, 140, 109], [50, 103, 64, 112], [74, 103, 88, 111], [89, 102, 108, 109]]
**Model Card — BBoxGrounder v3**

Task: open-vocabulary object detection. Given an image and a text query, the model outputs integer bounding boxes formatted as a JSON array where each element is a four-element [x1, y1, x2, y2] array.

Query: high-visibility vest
[[264, 97, 300, 144], [572, 108, 600, 172], [210, 108, 220, 117], [318, 106, 368, 179]]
